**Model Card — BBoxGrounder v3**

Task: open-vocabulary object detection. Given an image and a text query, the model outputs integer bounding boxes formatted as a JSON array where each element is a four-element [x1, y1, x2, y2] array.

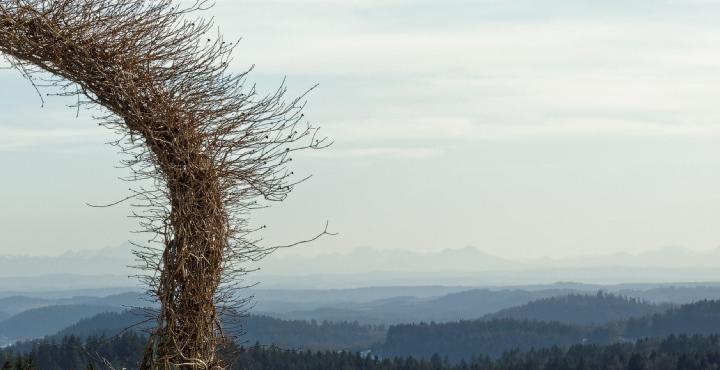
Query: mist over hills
[[0, 243, 135, 277], [260, 245, 720, 272], [0, 304, 122, 344], [4, 243, 720, 289], [3, 285, 719, 344], [259, 286, 720, 325], [7, 291, 720, 365], [255, 245, 720, 287], [265, 289, 578, 324], [0, 292, 147, 345]]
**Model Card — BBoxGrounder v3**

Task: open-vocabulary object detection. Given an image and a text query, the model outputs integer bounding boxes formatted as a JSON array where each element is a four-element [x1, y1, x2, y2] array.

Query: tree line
[[5, 331, 720, 369], [380, 299, 720, 362]]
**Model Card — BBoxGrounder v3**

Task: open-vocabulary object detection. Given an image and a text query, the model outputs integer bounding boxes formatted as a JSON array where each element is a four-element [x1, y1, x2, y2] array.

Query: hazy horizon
[[1, 242, 720, 289], [4, 237, 720, 259]]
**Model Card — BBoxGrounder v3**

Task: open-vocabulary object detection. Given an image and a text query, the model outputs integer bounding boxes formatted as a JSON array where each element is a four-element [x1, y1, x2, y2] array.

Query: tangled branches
[[0, 0, 329, 368]]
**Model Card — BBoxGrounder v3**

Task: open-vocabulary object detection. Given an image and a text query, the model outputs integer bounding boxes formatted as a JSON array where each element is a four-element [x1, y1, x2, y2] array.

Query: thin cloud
[[0, 126, 109, 150], [202, 1, 720, 142], [328, 118, 720, 142], [305, 146, 444, 160], [345, 147, 443, 159]]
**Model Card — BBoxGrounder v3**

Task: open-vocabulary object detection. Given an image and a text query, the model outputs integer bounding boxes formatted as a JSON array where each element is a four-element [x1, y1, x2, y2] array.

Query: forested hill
[[380, 299, 720, 363], [5, 298, 720, 367], [22, 309, 385, 353], [242, 315, 385, 351], [483, 291, 669, 325], [621, 299, 720, 338], [0, 304, 123, 344], [7, 331, 720, 370], [382, 319, 591, 363]]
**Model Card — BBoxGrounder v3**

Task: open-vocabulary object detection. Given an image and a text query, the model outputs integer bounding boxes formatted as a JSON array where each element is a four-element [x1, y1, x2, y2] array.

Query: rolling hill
[[272, 288, 580, 324], [0, 304, 124, 344], [0, 292, 148, 345], [46, 309, 385, 352], [483, 292, 670, 324], [379, 299, 720, 362]]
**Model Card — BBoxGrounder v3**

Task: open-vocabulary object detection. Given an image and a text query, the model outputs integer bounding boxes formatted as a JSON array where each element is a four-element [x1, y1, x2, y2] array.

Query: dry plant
[[0, 0, 330, 368]]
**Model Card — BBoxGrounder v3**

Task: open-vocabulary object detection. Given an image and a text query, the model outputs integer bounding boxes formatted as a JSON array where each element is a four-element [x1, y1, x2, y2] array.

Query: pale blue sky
[[3, 0, 720, 258]]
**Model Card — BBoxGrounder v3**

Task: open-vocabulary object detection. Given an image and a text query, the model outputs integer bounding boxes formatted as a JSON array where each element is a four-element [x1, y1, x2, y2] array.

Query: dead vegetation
[[0, 0, 330, 368]]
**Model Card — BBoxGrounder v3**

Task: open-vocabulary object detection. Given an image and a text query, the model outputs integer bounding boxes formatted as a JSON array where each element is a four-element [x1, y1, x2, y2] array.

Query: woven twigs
[[0, 1, 329, 368]]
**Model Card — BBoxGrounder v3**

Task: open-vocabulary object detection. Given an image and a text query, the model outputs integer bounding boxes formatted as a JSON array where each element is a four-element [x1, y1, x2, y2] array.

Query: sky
[[3, 0, 720, 259]]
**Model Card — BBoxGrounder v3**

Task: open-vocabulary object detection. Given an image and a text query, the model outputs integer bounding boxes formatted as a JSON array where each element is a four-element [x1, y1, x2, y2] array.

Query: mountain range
[[3, 244, 720, 289]]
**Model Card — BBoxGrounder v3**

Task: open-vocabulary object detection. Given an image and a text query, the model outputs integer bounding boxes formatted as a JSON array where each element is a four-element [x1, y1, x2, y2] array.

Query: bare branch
[[0, 0, 331, 368]]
